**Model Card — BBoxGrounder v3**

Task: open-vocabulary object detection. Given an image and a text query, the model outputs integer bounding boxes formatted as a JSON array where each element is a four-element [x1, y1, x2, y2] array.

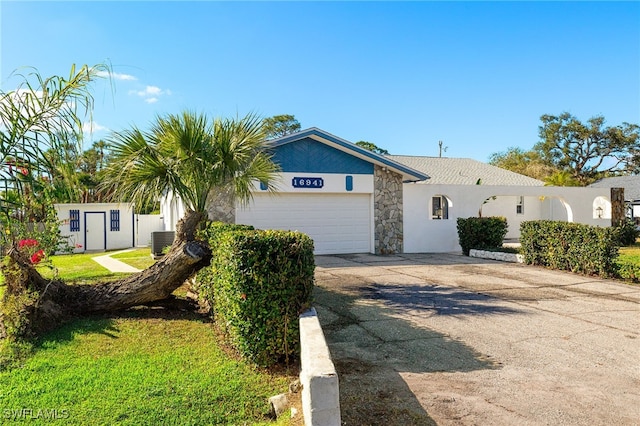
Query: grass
[[0, 311, 293, 425], [38, 252, 129, 283], [1, 248, 296, 425], [616, 243, 640, 283], [34, 248, 155, 284], [618, 243, 640, 262], [110, 248, 157, 270]]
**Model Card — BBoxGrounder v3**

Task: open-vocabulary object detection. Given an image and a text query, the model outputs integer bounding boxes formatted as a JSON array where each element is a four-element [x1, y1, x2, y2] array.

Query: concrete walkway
[[92, 249, 142, 273], [314, 252, 640, 426]]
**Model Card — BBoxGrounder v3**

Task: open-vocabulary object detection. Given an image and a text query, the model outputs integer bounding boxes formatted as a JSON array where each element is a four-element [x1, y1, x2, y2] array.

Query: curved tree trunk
[[1, 210, 211, 337]]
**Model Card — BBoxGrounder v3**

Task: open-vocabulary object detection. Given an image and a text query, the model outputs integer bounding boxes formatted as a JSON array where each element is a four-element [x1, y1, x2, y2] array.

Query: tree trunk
[[1, 210, 211, 337]]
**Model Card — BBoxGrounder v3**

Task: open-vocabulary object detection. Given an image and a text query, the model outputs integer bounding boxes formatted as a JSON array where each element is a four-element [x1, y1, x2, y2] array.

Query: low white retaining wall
[[299, 308, 341, 426], [470, 249, 524, 263]]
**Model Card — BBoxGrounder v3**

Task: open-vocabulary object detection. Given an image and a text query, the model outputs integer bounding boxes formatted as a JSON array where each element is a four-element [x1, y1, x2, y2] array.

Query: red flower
[[18, 239, 39, 249], [240, 293, 247, 300], [30, 249, 45, 264]]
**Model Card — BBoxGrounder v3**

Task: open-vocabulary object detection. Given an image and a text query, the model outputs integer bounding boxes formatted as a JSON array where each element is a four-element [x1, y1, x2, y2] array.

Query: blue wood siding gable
[[272, 137, 374, 174]]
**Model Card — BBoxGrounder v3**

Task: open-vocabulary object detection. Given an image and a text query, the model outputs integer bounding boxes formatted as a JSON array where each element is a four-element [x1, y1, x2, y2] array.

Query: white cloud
[[133, 86, 162, 97], [145, 86, 162, 96], [82, 121, 108, 134], [129, 85, 171, 103], [96, 70, 137, 81]]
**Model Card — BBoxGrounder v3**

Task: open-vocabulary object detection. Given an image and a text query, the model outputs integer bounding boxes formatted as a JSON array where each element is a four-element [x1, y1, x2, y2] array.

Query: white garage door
[[236, 193, 372, 255]]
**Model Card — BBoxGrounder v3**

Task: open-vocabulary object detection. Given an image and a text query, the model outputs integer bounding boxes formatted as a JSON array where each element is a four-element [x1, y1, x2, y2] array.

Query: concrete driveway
[[313, 253, 640, 426]]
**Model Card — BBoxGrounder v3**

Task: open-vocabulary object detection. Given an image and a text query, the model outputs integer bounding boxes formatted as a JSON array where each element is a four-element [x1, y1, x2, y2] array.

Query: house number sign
[[292, 177, 324, 188]]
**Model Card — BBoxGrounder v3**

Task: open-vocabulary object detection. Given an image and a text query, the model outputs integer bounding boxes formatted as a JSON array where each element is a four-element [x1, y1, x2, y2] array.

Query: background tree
[[542, 170, 581, 187], [355, 140, 389, 155], [78, 140, 112, 203], [488, 147, 557, 181], [490, 114, 640, 186], [0, 64, 109, 251], [536, 112, 640, 185], [262, 114, 301, 139]]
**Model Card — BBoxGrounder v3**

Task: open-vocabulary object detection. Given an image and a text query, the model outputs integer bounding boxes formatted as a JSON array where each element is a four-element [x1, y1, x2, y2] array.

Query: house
[[387, 156, 613, 252], [589, 176, 640, 222], [160, 128, 615, 254], [162, 128, 428, 255], [55, 203, 164, 253]]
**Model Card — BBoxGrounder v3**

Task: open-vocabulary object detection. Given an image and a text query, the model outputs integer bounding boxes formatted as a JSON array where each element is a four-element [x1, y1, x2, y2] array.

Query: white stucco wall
[[159, 192, 186, 232], [479, 195, 542, 239], [403, 184, 613, 253]]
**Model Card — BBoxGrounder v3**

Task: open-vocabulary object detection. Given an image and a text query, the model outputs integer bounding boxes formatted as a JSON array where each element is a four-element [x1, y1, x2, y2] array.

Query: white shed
[[55, 203, 136, 253]]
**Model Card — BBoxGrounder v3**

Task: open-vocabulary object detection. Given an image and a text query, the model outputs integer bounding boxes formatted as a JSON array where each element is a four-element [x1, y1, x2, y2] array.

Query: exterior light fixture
[[596, 206, 603, 219]]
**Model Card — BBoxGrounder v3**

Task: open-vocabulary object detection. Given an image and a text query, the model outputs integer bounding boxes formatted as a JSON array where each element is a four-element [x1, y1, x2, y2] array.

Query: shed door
[[85, 212, 106, 251], [236, 193, 372, 255]]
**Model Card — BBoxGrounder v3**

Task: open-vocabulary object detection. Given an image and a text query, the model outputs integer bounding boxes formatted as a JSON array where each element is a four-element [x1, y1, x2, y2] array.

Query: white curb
[[299, 308, 341, 426]]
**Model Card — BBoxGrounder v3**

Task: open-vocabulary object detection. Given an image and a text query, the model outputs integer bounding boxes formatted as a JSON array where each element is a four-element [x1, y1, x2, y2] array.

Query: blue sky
[[2, 1, 639, 162]]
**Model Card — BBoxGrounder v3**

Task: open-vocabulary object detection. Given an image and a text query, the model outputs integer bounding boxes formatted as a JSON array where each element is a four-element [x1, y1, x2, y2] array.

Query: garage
[[236, 193, 372, 255], [160, 127, 429, 254]]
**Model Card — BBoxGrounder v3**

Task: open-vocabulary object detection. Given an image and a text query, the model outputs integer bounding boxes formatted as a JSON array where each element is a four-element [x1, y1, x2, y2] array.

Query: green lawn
[[618, 243, 640, 263], [38, 248, 156, 283], [110, 248, 157, 270], [1, 248, 295, 425]]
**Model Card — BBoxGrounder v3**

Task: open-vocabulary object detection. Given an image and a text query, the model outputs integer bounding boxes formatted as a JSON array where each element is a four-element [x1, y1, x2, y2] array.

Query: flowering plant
[[17, 238, 46, 264]]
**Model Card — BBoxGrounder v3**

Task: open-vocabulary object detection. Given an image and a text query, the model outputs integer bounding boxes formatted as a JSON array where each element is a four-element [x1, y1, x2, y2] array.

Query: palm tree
[[101, 110, 279, 237], [544, 170, 582, 187], [0, 64, 109, 244], [1, 110, 280, 339], [92, 139, 108, 171]]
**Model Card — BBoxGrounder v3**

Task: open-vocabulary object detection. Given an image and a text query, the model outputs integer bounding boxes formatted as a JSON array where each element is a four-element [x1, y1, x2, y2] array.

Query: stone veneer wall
[[206, 185, 236, 223], [374, 165, 403, 254], [611, 187, 625, 227]]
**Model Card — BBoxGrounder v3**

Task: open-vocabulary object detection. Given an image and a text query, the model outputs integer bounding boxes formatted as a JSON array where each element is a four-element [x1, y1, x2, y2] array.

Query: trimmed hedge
[[519, 220, 620, 277], [197, 221, 256, 244], [196, 224, 314, 367], [456, 216, 508, 256], [194, 222, 255, 307], [615, 219, 639, 247]]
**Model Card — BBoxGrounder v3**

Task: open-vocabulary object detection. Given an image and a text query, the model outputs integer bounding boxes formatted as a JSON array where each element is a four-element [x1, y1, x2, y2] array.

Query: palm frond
[[101, 111, 279, 215]]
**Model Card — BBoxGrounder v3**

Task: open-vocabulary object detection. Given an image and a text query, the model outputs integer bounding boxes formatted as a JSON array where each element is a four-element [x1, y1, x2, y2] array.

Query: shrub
[[0, 255, 39, 369], [193, 222, 255, 305], [196, 226, 314, 367], [519, 220, 619, 277], [456, 216, 508, 256], [615, 260, 640, 283], [197, 221, 255, 245], [614, 218, 639, 247]]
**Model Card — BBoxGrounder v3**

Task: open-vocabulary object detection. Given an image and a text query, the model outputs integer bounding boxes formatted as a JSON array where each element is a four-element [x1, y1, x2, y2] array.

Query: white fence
[[134, 214, 165, 247]]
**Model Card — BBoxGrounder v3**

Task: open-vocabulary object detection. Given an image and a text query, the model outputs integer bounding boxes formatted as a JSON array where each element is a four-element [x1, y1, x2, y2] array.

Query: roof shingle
[[589, 176, 640, 200], [388, 156, 544, 186]]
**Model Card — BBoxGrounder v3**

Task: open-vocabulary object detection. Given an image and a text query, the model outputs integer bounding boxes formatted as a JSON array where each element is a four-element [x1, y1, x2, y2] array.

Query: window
[[70, 209, 80, 232], [432, 195, 449, 220], [516, 196, 524, 215], [110, 209, 120, 231]]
